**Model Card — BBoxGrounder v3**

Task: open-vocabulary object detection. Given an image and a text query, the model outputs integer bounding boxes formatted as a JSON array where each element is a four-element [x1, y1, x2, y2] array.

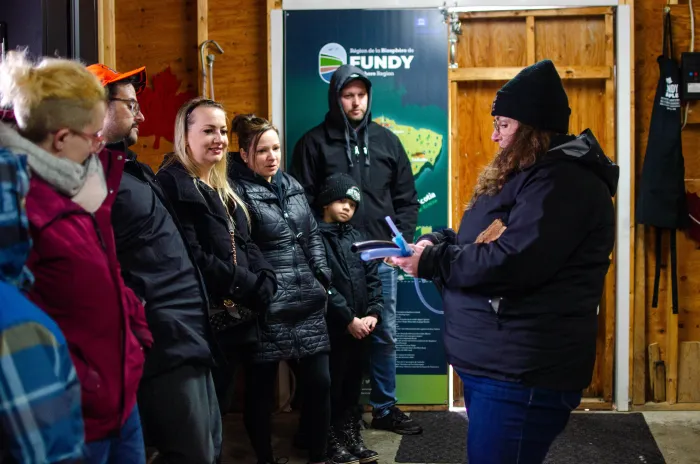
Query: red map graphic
[[137, 67, 196, 149]]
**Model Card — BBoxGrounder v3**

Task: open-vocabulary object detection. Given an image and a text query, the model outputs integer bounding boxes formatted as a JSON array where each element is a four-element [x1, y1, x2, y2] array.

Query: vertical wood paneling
[[208, 0, 268, 123], [633, 1, 700, 405], [115, 0, 198, 168], [114, 0, 269, 170]]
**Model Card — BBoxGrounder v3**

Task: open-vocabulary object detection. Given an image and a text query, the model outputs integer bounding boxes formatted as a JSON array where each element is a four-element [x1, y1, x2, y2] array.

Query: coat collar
[[159, 159, 231, 226], [26, 175, 86, 230]]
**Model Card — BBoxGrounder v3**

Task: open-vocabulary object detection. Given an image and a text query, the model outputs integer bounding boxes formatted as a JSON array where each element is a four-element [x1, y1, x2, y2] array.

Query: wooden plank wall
[[106, 0, 700, 408], [113, 0, 268, 170], [633, 0, 700, 407]]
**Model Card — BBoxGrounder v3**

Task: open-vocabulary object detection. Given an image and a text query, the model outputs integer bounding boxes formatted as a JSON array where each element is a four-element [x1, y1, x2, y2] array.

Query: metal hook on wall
[[199, 40, 224, 100], [440, 2, 462, 69]]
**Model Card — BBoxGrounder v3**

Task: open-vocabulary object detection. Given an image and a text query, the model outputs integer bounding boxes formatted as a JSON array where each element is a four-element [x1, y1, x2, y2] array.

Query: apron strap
[[663, 10, 674, 59], [670, 229, 679, 314], [651, 227, 662, 308]]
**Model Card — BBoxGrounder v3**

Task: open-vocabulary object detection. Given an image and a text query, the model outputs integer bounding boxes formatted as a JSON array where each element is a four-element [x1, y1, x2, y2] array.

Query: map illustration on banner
[[285, 9, 449, 405]]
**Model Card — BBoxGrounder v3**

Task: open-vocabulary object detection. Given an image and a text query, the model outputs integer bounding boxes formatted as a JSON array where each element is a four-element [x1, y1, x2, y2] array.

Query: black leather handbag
[[209, 223, 258, 333]]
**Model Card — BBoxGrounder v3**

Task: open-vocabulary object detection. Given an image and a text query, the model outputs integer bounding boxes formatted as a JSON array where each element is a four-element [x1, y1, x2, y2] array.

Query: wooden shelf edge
[[632, 402, 700, 412], [449, 66, 611, 82], [452, 399, 612, 411], [459, 7, 613, 20]]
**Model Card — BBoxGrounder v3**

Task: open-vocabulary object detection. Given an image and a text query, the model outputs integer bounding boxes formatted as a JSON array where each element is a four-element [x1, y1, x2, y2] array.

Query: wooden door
[[449, 7, 616, 408]]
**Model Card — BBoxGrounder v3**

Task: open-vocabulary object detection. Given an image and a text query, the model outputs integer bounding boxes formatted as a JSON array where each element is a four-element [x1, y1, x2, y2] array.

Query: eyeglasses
[[110, 97, 141, 116], [70, 129, 106, 153]]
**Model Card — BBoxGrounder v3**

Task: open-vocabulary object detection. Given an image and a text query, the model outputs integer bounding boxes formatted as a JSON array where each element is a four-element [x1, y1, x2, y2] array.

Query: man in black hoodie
[[290, 65, 421, 434], [88, 64, 222, 464]]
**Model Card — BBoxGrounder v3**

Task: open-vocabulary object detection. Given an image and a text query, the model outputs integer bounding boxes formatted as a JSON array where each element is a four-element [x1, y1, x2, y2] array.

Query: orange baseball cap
[[86, 64, 147, 95]]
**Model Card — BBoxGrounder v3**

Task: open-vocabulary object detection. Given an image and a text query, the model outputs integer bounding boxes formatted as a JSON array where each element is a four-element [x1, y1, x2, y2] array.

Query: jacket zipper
[[282, 194, 303, 356], [490, 297, 503, 330], [88, 213, 127, 436]]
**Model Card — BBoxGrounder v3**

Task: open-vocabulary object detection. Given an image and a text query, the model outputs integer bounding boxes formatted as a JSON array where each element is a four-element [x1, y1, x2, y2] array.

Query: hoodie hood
[[0, 124, 33, 288], [326, 65, 373, 168], [546, 129, 619, 196]]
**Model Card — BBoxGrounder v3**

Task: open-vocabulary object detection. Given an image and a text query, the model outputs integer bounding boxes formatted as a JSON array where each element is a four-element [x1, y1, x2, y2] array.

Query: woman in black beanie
[[392, 59, 620, 463]]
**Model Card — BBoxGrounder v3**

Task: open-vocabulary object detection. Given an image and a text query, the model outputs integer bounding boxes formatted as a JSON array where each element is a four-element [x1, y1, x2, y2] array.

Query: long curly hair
[[467, 123, 554, 209]]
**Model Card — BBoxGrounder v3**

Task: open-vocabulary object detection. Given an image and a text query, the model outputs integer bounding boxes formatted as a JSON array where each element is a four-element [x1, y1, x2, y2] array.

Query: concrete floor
[[219, 410, 700, 464], [643, 412, 700, 464]]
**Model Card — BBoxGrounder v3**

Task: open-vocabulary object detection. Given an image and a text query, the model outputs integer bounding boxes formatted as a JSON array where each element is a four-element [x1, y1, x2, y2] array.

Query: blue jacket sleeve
[[0, 297, 84, 463], [417, 164, 600, 293]]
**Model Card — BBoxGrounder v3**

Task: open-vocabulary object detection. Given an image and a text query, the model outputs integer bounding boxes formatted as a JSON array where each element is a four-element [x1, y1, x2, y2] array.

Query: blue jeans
[[85, 406, 146, 464], [369, 263, 398, 417], [458, 371, 581, 464]]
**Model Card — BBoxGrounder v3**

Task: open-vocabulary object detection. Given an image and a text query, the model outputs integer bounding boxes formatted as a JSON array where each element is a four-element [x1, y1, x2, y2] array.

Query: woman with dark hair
[[392, 60, 619, 464], [228, 114, 332, 464], [155, 98, 278, 463]]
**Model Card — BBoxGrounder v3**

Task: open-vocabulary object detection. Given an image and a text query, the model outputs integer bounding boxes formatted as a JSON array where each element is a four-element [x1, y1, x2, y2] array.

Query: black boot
[[327, 424, 360, 464], [343, 415, 379, 463]]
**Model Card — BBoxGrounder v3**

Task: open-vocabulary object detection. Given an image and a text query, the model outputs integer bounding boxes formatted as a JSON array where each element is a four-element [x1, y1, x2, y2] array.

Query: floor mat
[[395, 411, 666, 463]]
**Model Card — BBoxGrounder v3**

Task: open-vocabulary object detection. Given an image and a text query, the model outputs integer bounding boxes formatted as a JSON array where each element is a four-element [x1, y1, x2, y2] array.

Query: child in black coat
[[317, 173, 383, 464]]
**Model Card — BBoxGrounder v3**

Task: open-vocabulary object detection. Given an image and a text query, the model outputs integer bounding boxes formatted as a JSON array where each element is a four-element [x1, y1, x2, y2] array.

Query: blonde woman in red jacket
[[0, 50, 153, 463]]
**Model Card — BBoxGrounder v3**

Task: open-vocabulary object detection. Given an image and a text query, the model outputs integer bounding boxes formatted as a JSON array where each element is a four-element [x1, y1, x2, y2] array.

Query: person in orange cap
[[87, 63, 224, 463], [86, 64, 146, 147]]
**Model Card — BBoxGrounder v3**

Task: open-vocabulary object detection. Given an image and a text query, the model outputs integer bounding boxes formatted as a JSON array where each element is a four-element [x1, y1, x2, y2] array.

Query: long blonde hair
[[165, 97, 250, 225], [0, 49, 106, 142]]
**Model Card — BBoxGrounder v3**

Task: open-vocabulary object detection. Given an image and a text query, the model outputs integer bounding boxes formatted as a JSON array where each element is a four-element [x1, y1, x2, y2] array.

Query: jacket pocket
[[69, 345, 101, 391], [68, 344, 106, 418]]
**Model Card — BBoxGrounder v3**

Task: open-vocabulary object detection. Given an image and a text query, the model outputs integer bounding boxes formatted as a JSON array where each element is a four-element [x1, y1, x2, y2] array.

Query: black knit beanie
[[491, 59, 571, 134], [317, 173, 362, 208]]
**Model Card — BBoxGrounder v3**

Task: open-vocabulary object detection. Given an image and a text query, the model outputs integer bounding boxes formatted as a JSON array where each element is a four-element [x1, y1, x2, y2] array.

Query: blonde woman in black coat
[[156, 98, 278, 462]]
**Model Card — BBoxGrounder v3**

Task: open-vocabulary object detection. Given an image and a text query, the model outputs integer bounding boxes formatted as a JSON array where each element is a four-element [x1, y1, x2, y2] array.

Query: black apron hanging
[[637, 10, 689, 314]]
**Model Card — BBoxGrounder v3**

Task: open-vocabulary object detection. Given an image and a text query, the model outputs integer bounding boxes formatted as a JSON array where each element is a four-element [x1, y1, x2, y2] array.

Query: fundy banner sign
[[285, 9, 449, 405]]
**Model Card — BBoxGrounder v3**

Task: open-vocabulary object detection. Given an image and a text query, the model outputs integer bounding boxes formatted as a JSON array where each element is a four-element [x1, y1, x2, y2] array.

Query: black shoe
[[371, 406, 423, 435], [343, 415, 379, 463], [327, 425, 360, 464]]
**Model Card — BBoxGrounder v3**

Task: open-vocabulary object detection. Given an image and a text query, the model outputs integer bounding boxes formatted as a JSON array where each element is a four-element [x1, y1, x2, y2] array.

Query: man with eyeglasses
[[87, 64, 223, 464]]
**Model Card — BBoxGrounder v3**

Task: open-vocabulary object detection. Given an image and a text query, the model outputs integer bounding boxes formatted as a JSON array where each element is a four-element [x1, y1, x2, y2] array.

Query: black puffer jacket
[[319, 222, 383, 335], [229, 153, 331, 362]]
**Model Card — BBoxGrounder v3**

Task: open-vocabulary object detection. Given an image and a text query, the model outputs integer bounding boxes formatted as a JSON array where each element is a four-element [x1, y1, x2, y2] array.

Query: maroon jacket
[[25, 148, 152, 442]]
